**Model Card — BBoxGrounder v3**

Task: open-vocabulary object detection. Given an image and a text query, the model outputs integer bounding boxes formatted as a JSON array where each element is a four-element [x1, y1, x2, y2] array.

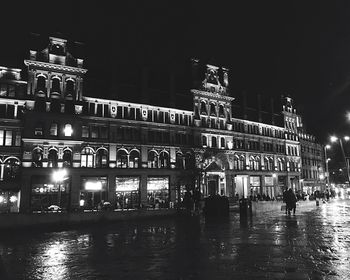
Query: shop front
[[146, 177, 169, 208], [262, 176, 275, 199], [115, 176, 140, 210], [80, 176, 107, 210], [31, 175, 70, 211], [249, 176, 261, 198]]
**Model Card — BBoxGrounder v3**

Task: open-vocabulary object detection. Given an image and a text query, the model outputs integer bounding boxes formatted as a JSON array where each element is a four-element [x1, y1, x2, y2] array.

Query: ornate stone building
[[0, 36, 323, 213]]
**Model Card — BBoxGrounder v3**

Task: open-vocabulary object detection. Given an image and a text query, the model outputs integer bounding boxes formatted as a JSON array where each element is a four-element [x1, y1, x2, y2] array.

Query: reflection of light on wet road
[[33, 240, 68, 280]]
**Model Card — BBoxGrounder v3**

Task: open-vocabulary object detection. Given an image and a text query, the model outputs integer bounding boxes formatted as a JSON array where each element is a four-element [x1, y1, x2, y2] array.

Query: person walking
[[183, 190, 194, 216], [282, 189, 288, 214], [286, 188, 297, 215], [192, 187, 202, 215]]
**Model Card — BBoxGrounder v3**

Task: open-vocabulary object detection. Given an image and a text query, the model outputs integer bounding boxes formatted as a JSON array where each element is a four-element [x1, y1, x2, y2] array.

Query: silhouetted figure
[[286, 188, 297, 215], [183, 190, 194, 215], [193, 187, 202, 214]]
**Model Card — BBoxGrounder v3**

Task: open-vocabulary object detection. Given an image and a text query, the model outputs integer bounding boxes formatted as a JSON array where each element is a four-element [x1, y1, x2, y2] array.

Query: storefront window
[[31, 175, 70, 211], [115, 177, 140, 210], [80, 176, 107, 210], [96, 148, 108, 168], [0, 191, 20, 213], [3, 158, 20, 180], [81, 147, 94, 167], [116, 149, 128, 168], [129, 150, 140, 168], [147, 177, 169, 208], [148, 151, 158, 168]]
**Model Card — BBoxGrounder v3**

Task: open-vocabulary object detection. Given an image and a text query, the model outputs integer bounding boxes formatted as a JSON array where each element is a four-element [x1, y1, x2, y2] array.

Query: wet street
[[0, 200, 350, 280]]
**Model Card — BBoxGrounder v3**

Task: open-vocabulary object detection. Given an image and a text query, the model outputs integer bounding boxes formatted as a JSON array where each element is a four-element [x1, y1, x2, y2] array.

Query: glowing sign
[[85, 181, 103, 191]]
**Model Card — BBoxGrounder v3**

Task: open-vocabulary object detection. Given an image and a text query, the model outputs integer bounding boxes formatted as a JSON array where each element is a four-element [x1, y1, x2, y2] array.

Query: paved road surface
[[0, 199, 349, 280]]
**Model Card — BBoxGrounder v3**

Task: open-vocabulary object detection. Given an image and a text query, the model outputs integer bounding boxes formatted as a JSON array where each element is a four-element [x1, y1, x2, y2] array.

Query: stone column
[[19, 173, 32, 213], [140, 173, 148, 206], [69, 173, 81, 210], [108, 173, 116, 207]]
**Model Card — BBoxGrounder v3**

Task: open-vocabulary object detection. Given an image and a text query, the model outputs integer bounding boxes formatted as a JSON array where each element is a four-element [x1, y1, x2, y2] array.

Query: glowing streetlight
[[52, 169, 68, 207]]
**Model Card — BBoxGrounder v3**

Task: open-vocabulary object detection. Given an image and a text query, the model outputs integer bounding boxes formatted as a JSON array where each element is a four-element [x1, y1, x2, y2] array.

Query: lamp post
[[52, 169, 67, 207], [324, 144, 331, 188], [330, 136, 350, 184]]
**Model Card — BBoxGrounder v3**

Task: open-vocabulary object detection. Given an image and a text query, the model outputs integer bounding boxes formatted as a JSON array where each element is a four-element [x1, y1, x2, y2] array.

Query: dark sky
[[2, 1, 350, 143]]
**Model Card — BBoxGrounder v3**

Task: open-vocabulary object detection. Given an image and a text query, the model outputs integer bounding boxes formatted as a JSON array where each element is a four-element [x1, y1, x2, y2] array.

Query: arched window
[[51, 77, 60, 93], [62, 149, 72, 167], [221, 137, 225, 149], [202, 135, 207, 147], [32, 148, 43, 167], [37, 76, 46, 93], [129, 150, 140, 168], [277, 158, 285, 171], [65, 79, 75, 98], [96, 148, 108, 168], [48, 149, 58, 168], [200, 101, 207, 115], [239, 156, 245, 170], [50, 123, 58, 136], [264, 157, 274, 171], [219, 105, 225, 118], [211, 136, 217, 148], [175, 152, 184, 169], [233, 156, 239, 170], [254, 157, 261, 171], [249, 156, 255, 170], [148, 150, 158, 168], [81, 147, 94, 168], [116, 149, 128, 168], [3, 158, 20, 180], [159, 151, 169, 168], [210, 103, 216, 116]]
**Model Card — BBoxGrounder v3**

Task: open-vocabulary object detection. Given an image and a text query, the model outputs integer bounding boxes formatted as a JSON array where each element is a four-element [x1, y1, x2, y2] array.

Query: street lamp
[[324, 144, 331, 188], [330, 135, 350, 184], [52, 169, 68, 207]]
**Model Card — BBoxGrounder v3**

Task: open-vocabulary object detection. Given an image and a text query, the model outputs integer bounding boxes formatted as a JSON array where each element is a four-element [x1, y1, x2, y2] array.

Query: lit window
[[0, 130, 4, 146], [64, 124, 73, 137], [82, 126, 89, 138], [50, 123, 58, 136], [5, 131, 12, 146]]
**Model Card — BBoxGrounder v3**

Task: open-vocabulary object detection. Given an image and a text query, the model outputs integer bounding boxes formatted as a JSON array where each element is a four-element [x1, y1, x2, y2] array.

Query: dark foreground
[[0, 200, 349, 280]]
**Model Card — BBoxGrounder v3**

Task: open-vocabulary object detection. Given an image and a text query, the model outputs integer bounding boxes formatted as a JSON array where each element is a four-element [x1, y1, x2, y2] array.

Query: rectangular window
[[8, 85, 15, 97], [100, 126, 108, 139], [91, 126, 98, 138], [0, 130, 4, 146], [82, 126, 89, 138], [0, 84, 7, 96], [5, 130, 12, 146], [15, 131, 21, 146]]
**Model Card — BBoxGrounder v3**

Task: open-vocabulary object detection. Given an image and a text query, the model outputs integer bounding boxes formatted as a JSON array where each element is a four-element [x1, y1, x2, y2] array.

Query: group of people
[[282, 188, 298, 215], [183, 187, 202, 215]]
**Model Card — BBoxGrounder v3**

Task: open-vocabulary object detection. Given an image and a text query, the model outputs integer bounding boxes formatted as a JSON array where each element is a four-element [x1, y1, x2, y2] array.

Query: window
[[34, 123, 43, 136], [37, 76, 46, 93], [32, 148, 43, 167], [82, 126, 89, 138], [148, 150, 158, 168], [159, 151, 169, 168], [51, 77, 60, 93], [221, 137, 225, 149], [15, 131, 21, 146], [81, 147, 94, 168], [129, 150, 140, 168], [116, 149, 128, 168], [176, 153, 184, 169], [48, 149, 58, 168], [0, 130, 3, 146], [63, 149, 72, 167], [5, 131, 12, 146], [100, 126, 108, 139], [64, 124, 73, 137], [200, 102, 207, 115], [202, 135, 207, 147], [50, 123, 58, 136], [65, 80, 75, 97], [91, 126, 98, 138], [3, 158, 20, 180], [96, 148, 108, 168], [185, 153, 195, 169], [211, 136, 217, 148], [210, 103, 216, 116]]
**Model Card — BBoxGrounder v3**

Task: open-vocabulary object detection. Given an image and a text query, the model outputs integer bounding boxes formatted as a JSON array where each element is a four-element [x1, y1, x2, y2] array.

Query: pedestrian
[[183, 190, 194, 215], [286, 188, 297, 215], [193, 187, 202, 214], [282, 189, 288, 214]]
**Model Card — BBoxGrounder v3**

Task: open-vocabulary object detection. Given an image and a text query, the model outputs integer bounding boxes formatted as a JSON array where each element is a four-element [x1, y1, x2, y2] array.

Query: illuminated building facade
[[0, 36, 321, 213]]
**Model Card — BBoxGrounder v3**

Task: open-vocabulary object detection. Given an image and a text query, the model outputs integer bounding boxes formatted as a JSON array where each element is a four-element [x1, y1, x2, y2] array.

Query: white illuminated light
[[0, 196, 5, 203], [52, 169, 67, 182], [319, 174, 325, 180], [344, 136, 350, 141], [64, 124, 73, 137], [79, 199, 85, 206], [227, 141, 233, 149], [330, 136, 338, 143], [9, 196, 17, 203], [85, 181, 102, 191], [272, 173, 277, 178]]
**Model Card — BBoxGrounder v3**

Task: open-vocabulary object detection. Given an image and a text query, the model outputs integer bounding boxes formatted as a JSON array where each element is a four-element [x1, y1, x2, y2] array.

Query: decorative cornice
[[24, 60, 88, 74], [191, 89, 235, 102]]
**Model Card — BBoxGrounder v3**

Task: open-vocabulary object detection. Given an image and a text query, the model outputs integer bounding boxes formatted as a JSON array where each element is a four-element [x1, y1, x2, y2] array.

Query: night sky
[[2, 1, 350, 143]]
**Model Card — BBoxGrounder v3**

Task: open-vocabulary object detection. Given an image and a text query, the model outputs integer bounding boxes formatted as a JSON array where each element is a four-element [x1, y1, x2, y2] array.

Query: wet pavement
[[0, 199, 349, 280]]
